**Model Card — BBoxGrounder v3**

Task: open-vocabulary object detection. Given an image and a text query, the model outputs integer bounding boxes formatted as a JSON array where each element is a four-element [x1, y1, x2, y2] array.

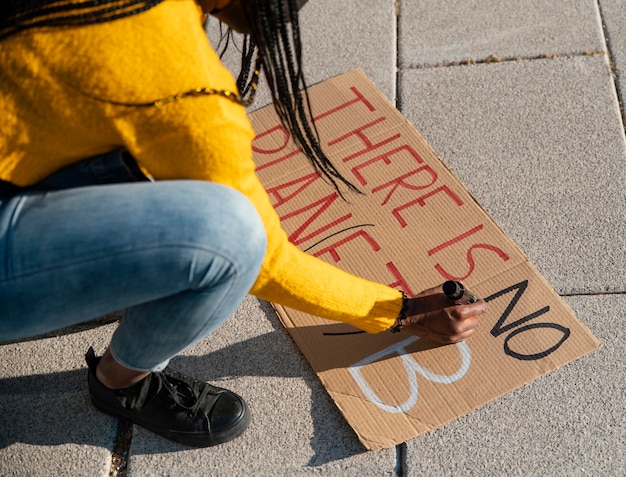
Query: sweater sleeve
[[118, 93, 402, 333], [92, 1, 403, 333]]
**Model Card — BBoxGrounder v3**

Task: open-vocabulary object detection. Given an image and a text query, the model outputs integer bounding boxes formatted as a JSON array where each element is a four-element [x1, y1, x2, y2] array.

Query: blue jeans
[[0, 152, 267, 371]]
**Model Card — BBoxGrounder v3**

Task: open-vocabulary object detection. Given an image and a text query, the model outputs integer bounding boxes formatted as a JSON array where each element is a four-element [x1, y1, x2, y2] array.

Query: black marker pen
[[443, 280, 479, 305]]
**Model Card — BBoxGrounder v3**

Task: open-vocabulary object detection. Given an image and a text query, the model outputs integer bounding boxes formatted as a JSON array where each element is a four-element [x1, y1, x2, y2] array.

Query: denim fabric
[[0, 153, 267, 371], [31, 150, 151, 190]]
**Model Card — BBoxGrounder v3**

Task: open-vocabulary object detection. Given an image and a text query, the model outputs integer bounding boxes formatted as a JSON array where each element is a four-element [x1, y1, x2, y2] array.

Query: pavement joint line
[[393, 0, 401, 108], [560, 290, 626, 297], [398, 50, 608, 71], [108, 419, 133, 477], [395, 442, 407, 477], [596, 0, 626, 132]]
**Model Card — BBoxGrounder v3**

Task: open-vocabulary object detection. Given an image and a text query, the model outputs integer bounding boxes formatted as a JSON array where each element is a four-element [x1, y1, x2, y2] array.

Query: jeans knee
[[184, 183, 266, 273], [222, 187, 267, 274], [155, 181, 267, 286]]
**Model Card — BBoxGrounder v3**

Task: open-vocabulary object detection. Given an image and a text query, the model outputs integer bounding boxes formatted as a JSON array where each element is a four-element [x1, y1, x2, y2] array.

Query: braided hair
[[236, 0, 359, 194], [0, 0, 164, 40], [1, 0, 358, 194]]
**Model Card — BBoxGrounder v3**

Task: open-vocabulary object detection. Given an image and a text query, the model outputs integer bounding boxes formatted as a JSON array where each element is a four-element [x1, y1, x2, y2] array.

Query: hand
[[399, 284, 486, 344]]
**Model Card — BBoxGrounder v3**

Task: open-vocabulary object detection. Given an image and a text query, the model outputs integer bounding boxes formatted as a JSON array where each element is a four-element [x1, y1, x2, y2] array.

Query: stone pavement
[[1, 1, 625, 475]]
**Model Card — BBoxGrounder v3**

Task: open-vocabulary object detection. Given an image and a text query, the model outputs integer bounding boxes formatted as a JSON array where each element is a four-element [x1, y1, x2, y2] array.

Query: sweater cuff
[[356, 289, 405, 334]]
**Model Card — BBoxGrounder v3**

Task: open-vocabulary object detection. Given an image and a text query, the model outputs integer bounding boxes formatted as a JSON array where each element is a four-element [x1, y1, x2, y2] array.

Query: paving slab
[[0, 321, 122, 477], [599, 0, 626, 113], [403, 294, 625, 476], [207, 0, 397, 109], [398, 0, 606, 67], [127, 296, 397, 476], [398, 55, 626, 294], [3, 2, 624, 476]]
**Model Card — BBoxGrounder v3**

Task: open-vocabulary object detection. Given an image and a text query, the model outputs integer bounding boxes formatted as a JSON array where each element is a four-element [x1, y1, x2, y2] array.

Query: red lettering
[[372, 165, 438, 206], [254, 86, 378, 171], [434, 244, 510, 280], [313, 86, 376, 122], [427, 224, 484, 255], [392, 185, 464, 228], [253, 124, 304, 172], [326, 117, 400, 163], [427, 224, 510, 280], [255, 148, 302, 172], [281, 193, 352, 246], [351, 145, 425, 186], [313, 230, 381, 262], [265, 172, 321, 208], [385, 261, 414, 296], [252, 124, 290, 154]]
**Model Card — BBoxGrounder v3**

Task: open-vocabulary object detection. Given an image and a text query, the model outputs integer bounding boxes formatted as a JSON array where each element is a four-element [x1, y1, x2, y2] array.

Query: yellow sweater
[[0, 0, 402, 332]]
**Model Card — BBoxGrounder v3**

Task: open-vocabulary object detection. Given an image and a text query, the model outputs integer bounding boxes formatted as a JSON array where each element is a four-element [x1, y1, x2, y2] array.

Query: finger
[[405, 292, 451, 316], [410, 308, 479, 339], [445, 328, 477, 344], [452, 315, 478, 334], [448, 299, 487, 321], [408, 323, 476, 344], [429, 316, 478, 342], [431, 315, 478, 340]]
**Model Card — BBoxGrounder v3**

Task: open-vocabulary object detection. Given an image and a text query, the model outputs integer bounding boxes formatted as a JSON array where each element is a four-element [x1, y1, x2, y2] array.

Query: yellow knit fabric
[[0, 0, 402, 332]]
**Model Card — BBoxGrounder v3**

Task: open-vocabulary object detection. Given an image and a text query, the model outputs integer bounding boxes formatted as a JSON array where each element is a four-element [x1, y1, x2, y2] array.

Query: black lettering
[[484, 280, 571, 361], [485, 280, 549, 337], [503, 323, 571, 361]]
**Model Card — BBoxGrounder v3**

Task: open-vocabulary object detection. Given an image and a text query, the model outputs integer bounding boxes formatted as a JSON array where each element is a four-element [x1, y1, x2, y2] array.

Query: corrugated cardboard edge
[[252, 69, 601, 450], [265, 66, 600, 345]]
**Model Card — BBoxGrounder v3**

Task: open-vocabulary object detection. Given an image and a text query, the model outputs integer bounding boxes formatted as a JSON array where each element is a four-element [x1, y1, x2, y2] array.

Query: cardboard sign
[[249, 69, 600, 451]]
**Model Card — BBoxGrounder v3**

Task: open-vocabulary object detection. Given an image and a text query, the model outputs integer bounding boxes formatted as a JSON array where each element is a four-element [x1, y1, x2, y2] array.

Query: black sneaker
[[85, 347, 250, 447]]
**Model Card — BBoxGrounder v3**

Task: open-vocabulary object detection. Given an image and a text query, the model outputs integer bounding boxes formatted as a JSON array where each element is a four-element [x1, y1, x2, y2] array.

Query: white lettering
[[348, 336, 472, 413]]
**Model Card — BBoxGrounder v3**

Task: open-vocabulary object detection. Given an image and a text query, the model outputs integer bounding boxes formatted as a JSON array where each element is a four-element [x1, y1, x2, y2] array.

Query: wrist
[[389, 291, 409, 333]]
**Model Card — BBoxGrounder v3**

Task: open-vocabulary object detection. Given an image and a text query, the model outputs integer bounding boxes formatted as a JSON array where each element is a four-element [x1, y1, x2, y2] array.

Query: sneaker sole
[[89, 391, 251, 447]]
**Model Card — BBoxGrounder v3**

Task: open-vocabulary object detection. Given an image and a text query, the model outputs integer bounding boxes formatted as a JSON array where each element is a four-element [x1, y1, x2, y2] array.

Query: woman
[[0, 0, 485, 447]]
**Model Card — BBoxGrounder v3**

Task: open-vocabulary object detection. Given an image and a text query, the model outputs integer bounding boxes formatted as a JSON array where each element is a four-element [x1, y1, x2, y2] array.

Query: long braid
[[0, 0, 164, 40], [242, 0, 360, 195], [285, 0, 351, 191], [2, 0, 359, 195], [236, 36, 258, 98]]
